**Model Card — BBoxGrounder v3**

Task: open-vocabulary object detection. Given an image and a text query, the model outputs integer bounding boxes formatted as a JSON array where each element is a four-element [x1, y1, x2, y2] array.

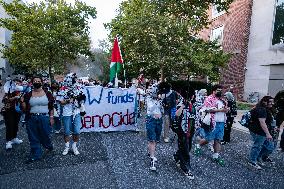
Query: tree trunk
[[160, 66, 165, 82], [48, 66, 53, 86]]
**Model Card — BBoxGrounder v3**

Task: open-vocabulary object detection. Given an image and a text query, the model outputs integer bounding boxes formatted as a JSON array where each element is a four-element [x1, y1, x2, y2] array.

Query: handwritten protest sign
[[81, 86, 138, 132]]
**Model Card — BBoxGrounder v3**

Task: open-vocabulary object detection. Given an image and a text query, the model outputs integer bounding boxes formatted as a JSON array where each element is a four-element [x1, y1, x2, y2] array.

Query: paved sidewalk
[[0, 114, 283, 189], [232, 110, 249, 133]]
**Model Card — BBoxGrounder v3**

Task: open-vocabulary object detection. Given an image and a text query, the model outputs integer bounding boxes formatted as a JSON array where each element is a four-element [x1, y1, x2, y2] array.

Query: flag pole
[[115, 73, 118, 88], [123, 64, 126, 88]]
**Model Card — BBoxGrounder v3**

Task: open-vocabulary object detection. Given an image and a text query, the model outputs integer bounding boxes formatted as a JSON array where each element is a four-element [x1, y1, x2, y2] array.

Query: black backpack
[[230, 101, 237, 116], [171, 115, 183, 133], [162, 91, 177, 111]]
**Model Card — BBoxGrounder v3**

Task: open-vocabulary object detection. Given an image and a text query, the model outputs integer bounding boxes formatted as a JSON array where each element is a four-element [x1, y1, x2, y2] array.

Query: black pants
[[4, 109, 21, 141], [174, 127, 194, 173], [280, 131, 284, 151], [223, 117, 234, 143]]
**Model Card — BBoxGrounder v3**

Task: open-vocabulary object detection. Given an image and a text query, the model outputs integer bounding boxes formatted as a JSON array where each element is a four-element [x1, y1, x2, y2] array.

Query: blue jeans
[[62, 114, 82, 136], [26, 115, 53, 160], [249, 132, 276, 163], [53, 117, 61, 131]]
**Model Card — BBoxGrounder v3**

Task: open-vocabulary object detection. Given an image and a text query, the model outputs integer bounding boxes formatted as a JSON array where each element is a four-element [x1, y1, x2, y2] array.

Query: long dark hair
[[31, 75, 43, 83], [256, 96, 273, 108]]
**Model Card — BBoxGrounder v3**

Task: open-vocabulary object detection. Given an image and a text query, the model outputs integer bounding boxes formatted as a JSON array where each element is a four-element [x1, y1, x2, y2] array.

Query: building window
[[272, 0, 284, 45], [212, 4, 225, 19], [210, 25, 224, 46]]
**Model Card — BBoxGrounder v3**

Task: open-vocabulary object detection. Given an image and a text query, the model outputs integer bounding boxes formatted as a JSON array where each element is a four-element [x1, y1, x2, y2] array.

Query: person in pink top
[[194, 84, 229, 165]]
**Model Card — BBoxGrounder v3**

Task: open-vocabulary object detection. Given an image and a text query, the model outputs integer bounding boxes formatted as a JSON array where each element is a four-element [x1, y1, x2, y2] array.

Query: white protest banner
[[80, 86, 138, 132]]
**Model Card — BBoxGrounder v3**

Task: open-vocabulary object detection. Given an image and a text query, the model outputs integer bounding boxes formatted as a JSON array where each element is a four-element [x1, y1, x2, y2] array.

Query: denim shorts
[[62, 114, 82, 136], [195, 127, 206, 139], [205, 122, 225, 141], [146, 116, 162, 142]]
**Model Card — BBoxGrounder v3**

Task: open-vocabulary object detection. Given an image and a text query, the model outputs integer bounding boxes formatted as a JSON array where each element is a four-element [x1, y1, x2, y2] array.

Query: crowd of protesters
[[1, 74, 283, 179], [1, 73, 87, 162], [138, 80, 284, 179]]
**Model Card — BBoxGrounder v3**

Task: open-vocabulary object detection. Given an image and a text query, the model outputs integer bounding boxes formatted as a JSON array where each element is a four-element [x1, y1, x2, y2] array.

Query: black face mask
[[216, 91, 222, 97], [33, 83, 42, 89]]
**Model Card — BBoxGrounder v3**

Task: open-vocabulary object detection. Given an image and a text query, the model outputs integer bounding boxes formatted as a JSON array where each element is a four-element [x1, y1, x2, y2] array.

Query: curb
[[232, 125, 249, 134]]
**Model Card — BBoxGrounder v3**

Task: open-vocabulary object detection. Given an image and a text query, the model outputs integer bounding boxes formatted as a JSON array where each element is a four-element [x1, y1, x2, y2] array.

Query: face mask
[[216, 91, 222, 97], [15, 85, 24, 92], [33, 83, 42, 89]]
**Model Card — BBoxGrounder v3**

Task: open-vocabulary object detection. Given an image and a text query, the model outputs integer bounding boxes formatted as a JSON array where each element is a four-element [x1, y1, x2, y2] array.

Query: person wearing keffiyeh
[[58, 73, 86, 156], [194, 89, 207, 139], [194, 85, 229, 165], [172, 91, 196, 179], [145, 84, 163, 171]]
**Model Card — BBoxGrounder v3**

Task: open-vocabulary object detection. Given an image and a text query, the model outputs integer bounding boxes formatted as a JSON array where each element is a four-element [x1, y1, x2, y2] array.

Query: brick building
[[199, 0, 254, 100]]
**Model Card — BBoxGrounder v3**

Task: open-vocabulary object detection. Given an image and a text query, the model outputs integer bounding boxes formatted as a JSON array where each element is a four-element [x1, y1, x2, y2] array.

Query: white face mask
[[15, 85, 24, 92]]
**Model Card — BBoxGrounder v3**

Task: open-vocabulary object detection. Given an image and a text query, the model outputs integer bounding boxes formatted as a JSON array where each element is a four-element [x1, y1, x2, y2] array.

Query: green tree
[[0, 0, 97, 78], [106, 0, 232, 81]]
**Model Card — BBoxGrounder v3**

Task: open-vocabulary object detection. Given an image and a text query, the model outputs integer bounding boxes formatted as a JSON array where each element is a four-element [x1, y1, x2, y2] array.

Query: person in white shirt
[[145, 85, 163, 171], [59, 73, 86, 156]]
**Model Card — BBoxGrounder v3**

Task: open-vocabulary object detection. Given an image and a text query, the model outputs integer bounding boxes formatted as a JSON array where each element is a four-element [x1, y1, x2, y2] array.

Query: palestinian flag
[[110, 36, 123, 83]]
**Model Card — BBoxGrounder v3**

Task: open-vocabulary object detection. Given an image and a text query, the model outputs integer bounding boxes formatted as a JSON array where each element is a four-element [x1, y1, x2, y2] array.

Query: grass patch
[[237, 101, 255, 110]]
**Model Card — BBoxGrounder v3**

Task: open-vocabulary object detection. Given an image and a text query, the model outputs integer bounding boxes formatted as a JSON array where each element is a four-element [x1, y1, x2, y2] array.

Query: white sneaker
[[248, 162, 262, 170], [62, 147, 69, 155], [208, 143, 214, 152], [12, 138, 23, 144], [6, 141, 13, 150], [164, 138, 170, 143], [72, 144, 80, 155], [150, 158, 157, 171], [184, 170, 195, 179]]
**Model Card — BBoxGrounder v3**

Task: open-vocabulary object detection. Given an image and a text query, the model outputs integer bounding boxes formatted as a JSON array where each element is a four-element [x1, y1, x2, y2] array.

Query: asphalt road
[[0, 116, 283, 189]]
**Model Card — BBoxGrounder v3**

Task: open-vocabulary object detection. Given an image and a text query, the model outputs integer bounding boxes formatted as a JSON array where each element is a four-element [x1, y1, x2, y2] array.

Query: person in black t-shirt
[[158, 82, 177, 143], [248, 96, 276, 170], [274, 92, 284, 152], [222, 92, 237, 144]]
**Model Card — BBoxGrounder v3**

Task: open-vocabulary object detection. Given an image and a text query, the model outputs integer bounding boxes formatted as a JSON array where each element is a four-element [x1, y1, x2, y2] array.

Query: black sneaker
[[25, 158, 39, 164], [173, 155, 180, 167], [248, 162, 262, 170], [184, 170, 194, 179], [262, 157, 275, 164]]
